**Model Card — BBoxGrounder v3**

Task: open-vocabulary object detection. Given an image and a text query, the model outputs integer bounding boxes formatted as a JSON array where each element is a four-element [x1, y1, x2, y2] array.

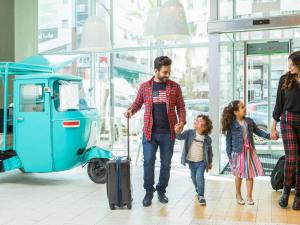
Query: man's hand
[[174, 124, 183, 134], [124, 109, 133, 118], [174, 122, 184, 134]]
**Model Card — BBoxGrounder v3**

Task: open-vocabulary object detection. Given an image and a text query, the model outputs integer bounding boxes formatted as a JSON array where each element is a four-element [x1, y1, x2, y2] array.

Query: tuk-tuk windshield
[[54, 80, 94, 111]]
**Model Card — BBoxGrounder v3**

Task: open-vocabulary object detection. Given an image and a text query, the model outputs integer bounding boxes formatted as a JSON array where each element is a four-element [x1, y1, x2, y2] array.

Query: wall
[[0, 0, 38, 108]]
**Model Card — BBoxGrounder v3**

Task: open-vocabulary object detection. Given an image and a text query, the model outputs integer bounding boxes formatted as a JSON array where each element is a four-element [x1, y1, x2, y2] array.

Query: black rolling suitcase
[[106, 118, 132, 210]]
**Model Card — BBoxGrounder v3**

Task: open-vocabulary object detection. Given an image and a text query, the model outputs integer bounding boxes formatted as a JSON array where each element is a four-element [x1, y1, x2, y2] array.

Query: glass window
[[20, 84, 45, 112], [219, 0, 300, 20], [38, 0, 73, 53], [219, 0, 233, 20], [255, 104, 268, 112], [180, 0, 210, 43], [219, 34, 235, 170], [113, 0, 152, 48], [185, 99, 209, 117], [105, 50, 152, 146], [162, 47, 209, 129], [53, 80, 94, 111], [36, 0, 212, 161], [76, 0, 89, 45]]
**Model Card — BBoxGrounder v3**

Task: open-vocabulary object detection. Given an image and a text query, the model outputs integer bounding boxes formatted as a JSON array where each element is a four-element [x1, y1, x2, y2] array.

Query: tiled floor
[[0, 165, 299, 225]]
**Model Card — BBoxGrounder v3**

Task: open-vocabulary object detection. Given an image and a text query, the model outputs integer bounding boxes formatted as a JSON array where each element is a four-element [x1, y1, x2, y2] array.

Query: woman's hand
[[271, 119, 279, 140], [271, 127, 279, 140]]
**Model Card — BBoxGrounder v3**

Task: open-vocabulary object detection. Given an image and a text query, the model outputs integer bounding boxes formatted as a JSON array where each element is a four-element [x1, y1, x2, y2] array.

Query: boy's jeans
[[188, 160, 206, 196]]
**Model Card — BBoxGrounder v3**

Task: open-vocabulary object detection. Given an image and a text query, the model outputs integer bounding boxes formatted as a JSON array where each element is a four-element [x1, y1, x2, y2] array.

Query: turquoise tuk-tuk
[[0, 55, 112, 183]]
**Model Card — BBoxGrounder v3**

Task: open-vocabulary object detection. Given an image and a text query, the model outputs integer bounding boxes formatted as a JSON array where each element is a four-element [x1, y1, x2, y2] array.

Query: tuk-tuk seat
[[0, 133, 13, 148]]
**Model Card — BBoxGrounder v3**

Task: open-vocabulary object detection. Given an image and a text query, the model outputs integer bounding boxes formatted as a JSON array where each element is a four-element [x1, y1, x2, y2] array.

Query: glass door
[[246, 41, 289, 153]]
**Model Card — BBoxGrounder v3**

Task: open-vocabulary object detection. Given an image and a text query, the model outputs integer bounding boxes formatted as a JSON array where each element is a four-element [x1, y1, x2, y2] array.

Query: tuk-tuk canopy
[[0, 54, 79, 76]]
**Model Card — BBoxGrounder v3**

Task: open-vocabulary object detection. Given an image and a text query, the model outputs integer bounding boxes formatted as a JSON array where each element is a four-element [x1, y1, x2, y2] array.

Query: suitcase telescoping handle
[[127, 117, 130, 160]]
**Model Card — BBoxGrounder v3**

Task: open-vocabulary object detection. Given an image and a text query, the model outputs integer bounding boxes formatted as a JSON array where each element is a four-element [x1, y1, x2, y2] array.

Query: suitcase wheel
[[109, 203, 115, 210], [127, 202, 132, 209]]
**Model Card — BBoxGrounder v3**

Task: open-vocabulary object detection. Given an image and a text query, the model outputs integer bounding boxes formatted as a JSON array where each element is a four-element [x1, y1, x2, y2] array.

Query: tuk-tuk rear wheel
[[87, 158, 108, 184]]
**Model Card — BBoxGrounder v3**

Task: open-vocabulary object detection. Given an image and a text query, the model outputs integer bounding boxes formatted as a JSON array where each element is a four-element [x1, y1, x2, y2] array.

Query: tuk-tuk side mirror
[[44, 87, 54, 100], [44, 87, 52, 93]]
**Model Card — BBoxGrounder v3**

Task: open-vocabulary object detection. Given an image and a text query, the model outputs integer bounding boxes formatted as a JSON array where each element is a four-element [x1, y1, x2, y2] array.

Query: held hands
[[124, 109, 133, 118], [174, 122, 184, 134], [208, 163, 212, 170], [271, 127, 279, 140], [206, 163, 212, 172]]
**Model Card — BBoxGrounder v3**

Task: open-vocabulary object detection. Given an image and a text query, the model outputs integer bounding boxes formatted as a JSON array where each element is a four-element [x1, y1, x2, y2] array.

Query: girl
[[221, 100, 274, 205]]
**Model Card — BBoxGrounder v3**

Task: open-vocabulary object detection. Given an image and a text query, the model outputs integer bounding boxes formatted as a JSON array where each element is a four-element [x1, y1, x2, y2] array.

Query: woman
[[272, 50, 300, 210]]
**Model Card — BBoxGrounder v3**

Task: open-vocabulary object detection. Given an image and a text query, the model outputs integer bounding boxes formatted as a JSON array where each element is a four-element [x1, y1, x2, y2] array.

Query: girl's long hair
[[221, 100, 240, 134], [283, 50, 300, 90]]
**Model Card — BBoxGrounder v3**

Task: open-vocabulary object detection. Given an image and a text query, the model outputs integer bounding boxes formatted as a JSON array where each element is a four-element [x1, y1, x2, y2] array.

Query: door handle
[[16, 117, 24, 121]]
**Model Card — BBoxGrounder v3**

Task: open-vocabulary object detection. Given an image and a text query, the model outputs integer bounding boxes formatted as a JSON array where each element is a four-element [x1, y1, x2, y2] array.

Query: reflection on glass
[[20, 84, 45, 112]]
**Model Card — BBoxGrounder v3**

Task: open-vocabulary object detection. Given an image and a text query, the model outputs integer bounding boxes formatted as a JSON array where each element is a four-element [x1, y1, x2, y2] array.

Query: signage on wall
[[247, 41, 289, 55], [38, 28, 58, 43]]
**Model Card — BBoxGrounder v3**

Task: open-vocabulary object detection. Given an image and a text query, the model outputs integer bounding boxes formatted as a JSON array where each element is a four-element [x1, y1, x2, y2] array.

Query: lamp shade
[[79, 16, 111, 52], [143, 8, 159, 39], [155, 0, 189, 41]]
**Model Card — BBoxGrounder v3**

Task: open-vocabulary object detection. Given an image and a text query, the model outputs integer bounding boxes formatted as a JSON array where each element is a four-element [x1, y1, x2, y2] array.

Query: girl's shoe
[[236, 198, 245, 205], [247, 199, 255, 205]]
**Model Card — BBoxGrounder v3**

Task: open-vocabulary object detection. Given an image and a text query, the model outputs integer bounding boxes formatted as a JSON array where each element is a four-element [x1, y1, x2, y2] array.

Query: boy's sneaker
[[198, 196, 206, 205]]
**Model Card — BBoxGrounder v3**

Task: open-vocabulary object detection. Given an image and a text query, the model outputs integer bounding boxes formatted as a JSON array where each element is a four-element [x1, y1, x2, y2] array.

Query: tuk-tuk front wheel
[[87, 158, 108, 184]]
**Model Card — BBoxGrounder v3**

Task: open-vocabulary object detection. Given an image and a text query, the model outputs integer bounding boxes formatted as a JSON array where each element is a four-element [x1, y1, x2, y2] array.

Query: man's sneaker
[[143, 192, 153, 207], [198, 196, 206, 205], [157, 191, 169, 203]]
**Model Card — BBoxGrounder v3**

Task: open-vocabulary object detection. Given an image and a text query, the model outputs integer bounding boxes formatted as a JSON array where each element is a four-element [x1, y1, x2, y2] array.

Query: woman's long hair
[[221, 100, 240, 134], [282, 50, 300, 90]]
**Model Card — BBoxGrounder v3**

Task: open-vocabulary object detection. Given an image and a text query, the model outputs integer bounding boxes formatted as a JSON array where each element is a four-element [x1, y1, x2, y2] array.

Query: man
[[124, 56, 186, 207]]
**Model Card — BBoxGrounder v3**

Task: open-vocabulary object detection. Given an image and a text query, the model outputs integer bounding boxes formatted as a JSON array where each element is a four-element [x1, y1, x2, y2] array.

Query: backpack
[[270, 155, 295, 191]]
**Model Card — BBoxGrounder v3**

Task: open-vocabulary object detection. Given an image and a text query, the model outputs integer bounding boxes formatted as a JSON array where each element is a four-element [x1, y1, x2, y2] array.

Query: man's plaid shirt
[[129, 77, 186, 141]]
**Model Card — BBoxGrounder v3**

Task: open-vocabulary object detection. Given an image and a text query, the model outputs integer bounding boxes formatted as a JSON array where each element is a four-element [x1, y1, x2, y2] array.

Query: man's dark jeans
[[142, 133, 175, 194]]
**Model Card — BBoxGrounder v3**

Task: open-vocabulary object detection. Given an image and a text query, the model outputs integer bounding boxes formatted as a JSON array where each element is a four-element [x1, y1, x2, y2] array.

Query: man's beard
[[158, 76, 169, 83]]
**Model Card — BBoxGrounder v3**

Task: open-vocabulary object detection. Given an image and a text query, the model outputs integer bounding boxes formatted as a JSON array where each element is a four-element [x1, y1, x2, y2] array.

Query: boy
[[175, 115, 213, 205]]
